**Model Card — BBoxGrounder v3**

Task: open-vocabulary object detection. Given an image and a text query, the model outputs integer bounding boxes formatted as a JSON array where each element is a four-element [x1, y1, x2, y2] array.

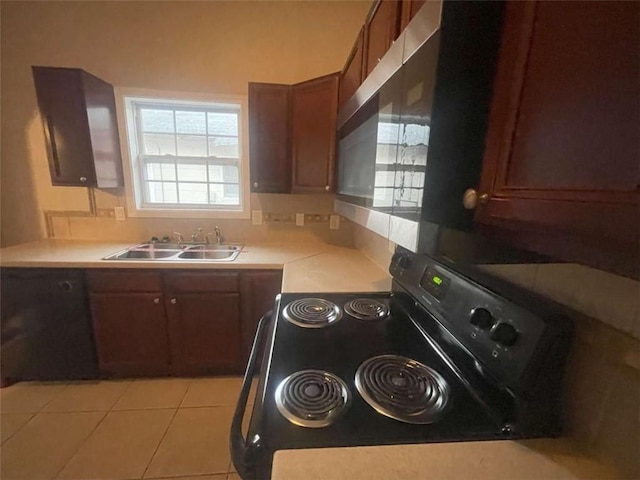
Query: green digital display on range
[[420, 266, 451, 300]]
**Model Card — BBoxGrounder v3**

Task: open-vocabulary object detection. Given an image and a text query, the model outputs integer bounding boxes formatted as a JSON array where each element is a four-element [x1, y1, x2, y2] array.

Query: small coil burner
[[355, 354, 449, 424], [344, 298, 390, 321], [282, 298, 342, 328], [275, 370, 351, 428]]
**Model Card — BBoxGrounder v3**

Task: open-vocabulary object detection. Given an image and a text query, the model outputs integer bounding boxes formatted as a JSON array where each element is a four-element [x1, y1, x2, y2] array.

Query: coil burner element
[[282, 298, 342, 328], [355, 354, 449, 424], [275, 370, 351, 428]]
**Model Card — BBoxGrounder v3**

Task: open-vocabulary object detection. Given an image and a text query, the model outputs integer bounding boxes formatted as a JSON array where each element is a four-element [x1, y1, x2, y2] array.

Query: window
[[118, 89, 249, 218]]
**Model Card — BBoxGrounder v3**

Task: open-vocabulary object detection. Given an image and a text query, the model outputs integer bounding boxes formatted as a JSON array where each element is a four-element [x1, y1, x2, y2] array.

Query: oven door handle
[[230, 310, 273, 479]]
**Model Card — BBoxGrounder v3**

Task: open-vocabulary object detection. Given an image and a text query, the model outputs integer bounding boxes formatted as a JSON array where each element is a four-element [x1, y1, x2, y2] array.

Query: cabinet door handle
[[80, 176, 87, 183], [462, 189, 489, 210], [59, 281, 73, 292], [153, 298, 160, 304], [170, 298, 177, 304], [253, 182, 258, 189], [325, 185, 330, 191]]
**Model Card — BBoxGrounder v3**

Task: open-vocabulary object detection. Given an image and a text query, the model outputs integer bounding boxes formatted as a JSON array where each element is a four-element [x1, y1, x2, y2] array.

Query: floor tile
[[58, 409, 175, 480], [0, 411, 104, 479], [1, 413, 34, 443], [43, 380, 131, 412], [113, 378, 190, 410], [0, 382, 67, 413], [144, 406, 233, 478], [180, 377, 242, 407]]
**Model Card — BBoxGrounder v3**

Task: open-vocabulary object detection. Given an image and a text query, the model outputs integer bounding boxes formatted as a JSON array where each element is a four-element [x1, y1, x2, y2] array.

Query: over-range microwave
[[336, 1, 504, 231]]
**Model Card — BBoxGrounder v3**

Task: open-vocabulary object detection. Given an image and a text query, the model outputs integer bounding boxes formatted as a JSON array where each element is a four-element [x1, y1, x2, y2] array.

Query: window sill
[[126, 207, 250, 220]]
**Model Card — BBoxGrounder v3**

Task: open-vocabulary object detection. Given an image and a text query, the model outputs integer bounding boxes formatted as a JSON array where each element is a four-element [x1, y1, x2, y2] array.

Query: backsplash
[[353, 225, 639, 477], [48, 190, 354, 247]]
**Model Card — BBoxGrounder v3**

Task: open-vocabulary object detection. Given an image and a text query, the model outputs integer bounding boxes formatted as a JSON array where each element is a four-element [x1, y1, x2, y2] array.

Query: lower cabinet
[[89, 292, 170, 376], [87, 269, 281, 377]]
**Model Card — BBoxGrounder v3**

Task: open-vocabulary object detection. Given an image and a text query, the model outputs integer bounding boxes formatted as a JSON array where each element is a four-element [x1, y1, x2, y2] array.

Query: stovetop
[[247, 292, 505, 453]]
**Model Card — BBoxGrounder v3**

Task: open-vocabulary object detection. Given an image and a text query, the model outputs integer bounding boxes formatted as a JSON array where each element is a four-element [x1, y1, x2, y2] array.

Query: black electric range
[[231, 247, 573, 479]]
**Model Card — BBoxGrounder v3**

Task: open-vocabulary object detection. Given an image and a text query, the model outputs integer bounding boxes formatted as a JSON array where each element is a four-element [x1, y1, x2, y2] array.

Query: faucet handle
[[191, 227, 202, 243], [172, 231, 184, 244]]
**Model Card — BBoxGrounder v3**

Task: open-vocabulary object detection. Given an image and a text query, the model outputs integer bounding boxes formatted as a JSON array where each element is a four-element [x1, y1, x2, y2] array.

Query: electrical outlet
[[296, 213, 305, 227], [329, 215, 340, 230], [252, 210, 263, 226], [114, 207, 126, 221]]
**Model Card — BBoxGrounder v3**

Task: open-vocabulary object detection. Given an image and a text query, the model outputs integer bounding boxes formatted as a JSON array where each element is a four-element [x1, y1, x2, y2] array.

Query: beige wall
[[0, 0, 371, 246]]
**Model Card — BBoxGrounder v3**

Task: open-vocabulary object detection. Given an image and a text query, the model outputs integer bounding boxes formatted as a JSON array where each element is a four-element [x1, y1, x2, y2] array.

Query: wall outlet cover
[[329, 215, 340, 230], [252, 210, 263, 226], [114, 207, 126, 221], [295, 213, 304, 226]]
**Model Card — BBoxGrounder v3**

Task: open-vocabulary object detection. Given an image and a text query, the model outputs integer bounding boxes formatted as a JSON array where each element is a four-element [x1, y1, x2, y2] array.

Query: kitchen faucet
[[206, 226, 223, 245], [172, 231, 184, 246], [191, 227, 203, 243]]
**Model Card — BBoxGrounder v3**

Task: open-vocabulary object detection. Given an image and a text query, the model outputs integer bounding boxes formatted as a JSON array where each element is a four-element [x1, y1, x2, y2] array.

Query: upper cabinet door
[[339, 28, 365, 107], [248, 83, 292, 193], [475, 1, 640, 276], [399, 0, 426, 32], [291, 74, 340, 193], [364, 0, 401, 77], [32, 67, 123, 188]]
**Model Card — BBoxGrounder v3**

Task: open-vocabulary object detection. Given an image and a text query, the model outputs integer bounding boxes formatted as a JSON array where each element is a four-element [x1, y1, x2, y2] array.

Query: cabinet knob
[[153, 298, 160, 304], [253, 182, 258, 189], [324, 185, 330, 191], [80, 176, 87, 183], [170, 298, 177, 304], [462, 189, 489, 210]]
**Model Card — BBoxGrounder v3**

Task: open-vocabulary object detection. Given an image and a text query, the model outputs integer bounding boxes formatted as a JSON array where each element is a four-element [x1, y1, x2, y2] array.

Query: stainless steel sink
[[178, 250, 236, 260], [103, 243, 242, 262], [111, 250, 178, 260]]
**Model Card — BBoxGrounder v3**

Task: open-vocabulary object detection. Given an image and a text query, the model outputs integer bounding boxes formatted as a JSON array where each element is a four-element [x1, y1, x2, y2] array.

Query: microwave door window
[[337, 114, 378, 201]]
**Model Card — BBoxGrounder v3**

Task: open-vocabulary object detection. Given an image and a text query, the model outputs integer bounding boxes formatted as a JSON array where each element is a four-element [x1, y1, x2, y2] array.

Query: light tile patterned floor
[[0, 377, 247, 480]]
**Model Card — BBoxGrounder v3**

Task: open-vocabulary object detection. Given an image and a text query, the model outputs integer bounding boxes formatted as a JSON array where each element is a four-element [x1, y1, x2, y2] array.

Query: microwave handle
[[230, 310, 273, 479]]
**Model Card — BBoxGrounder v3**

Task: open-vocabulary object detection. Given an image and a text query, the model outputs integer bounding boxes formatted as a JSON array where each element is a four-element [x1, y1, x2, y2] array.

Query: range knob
[[469, 307, 494, 330], [392, 252, 411, 269], [490, 322, 518, 347]]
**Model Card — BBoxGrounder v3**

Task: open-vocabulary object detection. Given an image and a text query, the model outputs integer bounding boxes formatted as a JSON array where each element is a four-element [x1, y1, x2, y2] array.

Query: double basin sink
[[103, 243, 242, 262]]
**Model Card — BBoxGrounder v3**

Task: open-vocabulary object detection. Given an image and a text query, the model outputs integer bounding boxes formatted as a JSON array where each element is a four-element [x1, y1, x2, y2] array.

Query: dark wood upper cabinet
[[32, 66, 123, 188], [248, 83, 291, 193], [339, 28, 365, 107], [364, 0, 402, 77], [400, 0, 426, 32], [249, 75, 339, 194], [292, 73, 340, 193], [240, 270, 282, 362], [475, 1, 640, 277]]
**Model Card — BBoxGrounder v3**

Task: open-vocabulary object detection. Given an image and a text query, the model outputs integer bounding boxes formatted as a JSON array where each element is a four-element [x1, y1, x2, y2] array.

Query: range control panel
[[391, 249, 547, 387]]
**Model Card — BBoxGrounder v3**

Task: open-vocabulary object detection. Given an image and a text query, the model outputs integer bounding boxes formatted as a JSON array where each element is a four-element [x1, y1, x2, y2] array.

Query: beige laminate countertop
[[272, 439, 619, 480], [0, 239, 392, 293]]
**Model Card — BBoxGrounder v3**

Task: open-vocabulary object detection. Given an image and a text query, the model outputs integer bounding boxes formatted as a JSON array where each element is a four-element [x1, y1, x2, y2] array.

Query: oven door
[[230, 309, 275, 480]]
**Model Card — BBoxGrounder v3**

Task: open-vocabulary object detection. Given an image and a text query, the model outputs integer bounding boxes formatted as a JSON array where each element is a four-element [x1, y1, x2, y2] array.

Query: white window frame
[[115, 87, 250, 219]]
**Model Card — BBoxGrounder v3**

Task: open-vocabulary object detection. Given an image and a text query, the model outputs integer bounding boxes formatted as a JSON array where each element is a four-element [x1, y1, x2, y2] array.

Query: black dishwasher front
[[1, 268, 98, 382]]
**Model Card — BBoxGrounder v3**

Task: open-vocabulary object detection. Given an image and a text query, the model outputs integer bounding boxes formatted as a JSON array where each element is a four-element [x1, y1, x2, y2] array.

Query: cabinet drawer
[[87, 270, 163, 293], [164, 272, 239, 293]]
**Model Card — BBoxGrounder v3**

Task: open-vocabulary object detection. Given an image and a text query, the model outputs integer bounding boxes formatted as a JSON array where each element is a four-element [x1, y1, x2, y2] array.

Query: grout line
[[52, 409, 109, 479], [140, 408, 180, 479], [0, 412, 36, 445]]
